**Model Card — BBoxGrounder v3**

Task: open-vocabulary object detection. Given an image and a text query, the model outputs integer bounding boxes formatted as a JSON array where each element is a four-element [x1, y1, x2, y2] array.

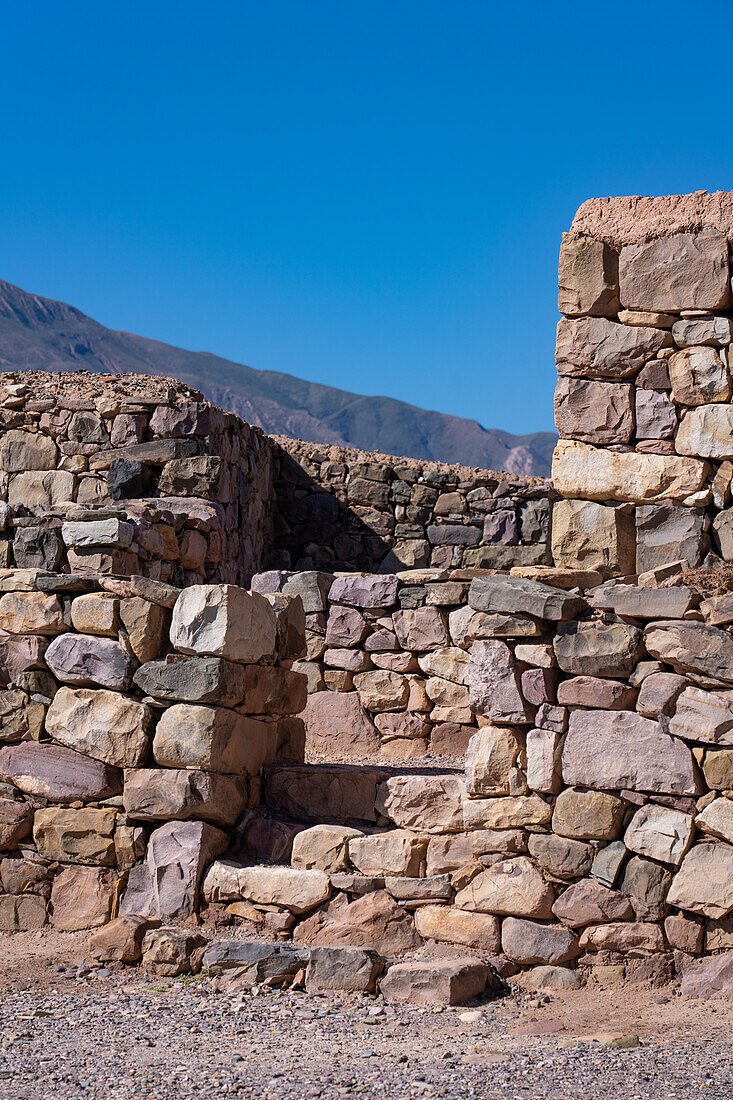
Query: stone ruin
[[2, 191, 733, 1004]]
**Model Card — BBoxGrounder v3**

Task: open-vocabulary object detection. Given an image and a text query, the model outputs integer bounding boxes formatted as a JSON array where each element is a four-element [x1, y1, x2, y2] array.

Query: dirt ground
[[1, 931, 732, 1099]]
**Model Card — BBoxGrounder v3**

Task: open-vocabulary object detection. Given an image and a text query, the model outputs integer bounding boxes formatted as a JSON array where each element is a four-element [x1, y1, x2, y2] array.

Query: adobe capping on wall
[[1, 192, 733, 1004]]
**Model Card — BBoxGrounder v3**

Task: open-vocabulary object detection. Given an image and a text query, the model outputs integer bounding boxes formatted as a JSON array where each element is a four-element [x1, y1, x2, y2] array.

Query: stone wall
[[0, 372, 273, 587], [552, 193, 733, 575], [0, 571, 306, 933], [267, 437, 555, 574]]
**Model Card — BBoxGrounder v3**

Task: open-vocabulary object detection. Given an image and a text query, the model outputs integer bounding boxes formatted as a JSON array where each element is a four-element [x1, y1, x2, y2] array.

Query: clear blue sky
[[1, 1, 731, 435]]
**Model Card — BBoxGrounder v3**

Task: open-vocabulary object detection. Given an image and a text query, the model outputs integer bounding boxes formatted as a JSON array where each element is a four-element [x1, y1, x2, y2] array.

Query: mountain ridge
[[0, 277, 556, 474]]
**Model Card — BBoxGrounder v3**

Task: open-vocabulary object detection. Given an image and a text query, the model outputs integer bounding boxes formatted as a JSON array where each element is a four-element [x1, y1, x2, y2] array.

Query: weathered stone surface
[[202, 940, 310, 988], [46, 687, 152, 768], [153, 704, 269, 775], [170, 585, 276, 663], [293, 890, 418, 955], [50, 865, 116, 930], [291, 824, 363, 873], [669, 346, 731, 406], [555, 317, 669, 379], [501, 917, 579, 966], [0, 591, 65, 635], [265, 764, 385, 825], [554, 378, 633, 444], [524, 728, 562, 794], [562, 710, 699, 794], [469, 639, 533, 724], [552, 878, 633, 928], [645, 621, 733, 683], [593, 584, 695, 621], [673, 316, 733, 348], [668, 686, 733, 745], [552, 787, 625, 840], [635, 504, 706, 572], [0, 798, 33, 849], [463, 794, 552, 830], [622, 855, 672, 920], [8, 471, 75, 509], [118, 598, 170, 664], [33, 807, 116, 865], [680, 951, 733, 998], [306, 946, 383, 994], [579, 920, 665, 954], [329, 574, 398, 609], [413, 905, 501, 952], [696, 798, 733, 845], [0, 894, 46, 931], [0, 742, 121, 802], [380, 958, 490, 1006], [353, 669, 409, 712], [69, 593, 120, 637], [205, 863, 331, 914], [635, 389, 676, 439], [142, 926, 207, 976], [552, 440, 708, 503], [348, 830, 427, 877], [392, 607, 448, 651], [133, 656, 246, 707], [455, 857, 554, 918], [702, 748, 733, 790], [376, 774, 465, 833], [123, 768, 249, 827], [468, 575, 586, 622], [677, 403, 733, 460], [325, 605, 368, 647], [619, 231, 730, 312], [667, 843, 733, 918], [554, 621, 642, 678], [590, 841, 627, 889], [301, 691, 380, 757], [636, 672, 688, 719], [45, 634, 135, 690], [417, 647, 471, 685], [665, 911, 705, 954], [557, 234, 620, 317], [375, 711, 431, 741], [89, 915, 157, 964], [527, 834, 593, 879], [120, 820, 228, 919], [550, 498, 636, 574], [557, 675, 636, 711], [465, 726, 521, 796], [624, 804, 693, 866]]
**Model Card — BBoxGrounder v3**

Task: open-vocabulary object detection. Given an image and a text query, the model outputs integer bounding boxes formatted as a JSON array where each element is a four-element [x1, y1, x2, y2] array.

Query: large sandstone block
[[328, 574, 398, 609], [264, 764, 385, 824], [624, 804, 693, 866], [635, 504, 706, 571], [294, 889, 418, 955], [133, 656, 247, 707], [557, 234, 619, 317], [552, 878, 633, 928], [501, 917, 580, 966], [469, 639, 533, 724], [46, 687, 152, 768], [554, 377, 633, 444], [528, 834, 593, 879], [676, 403, 733, 459], [552, 440, 708, 503], [0, 742, 121, 802], [202, 940, 310, 989], [0, 799, 33, 849], [0, 430, 58, 471], [619, 231, 730, 312], [669, 346, 731, 406], [667, 843, 733, 918], [380, 958, 490, 1006], [465, 726, 521, 796], [353, 669, 409, 712], [375, 774, 465, 833], [50, 865, 117, 930], [120, 820, 228, 919], [578, 920, 665, 954], [414, 905, 501, 952], [8, 471, 75, 509], [552, 787, 625, 840], [305, 946, 383, 994], [119, 598, 170, 664], [696, 797, 733, 845], [170, 585, 276, 663], [667, 686, 733, 745], [0, 592, 65, 635], [645, 621, 733, 683], [123, 768, 249, 827], [392, 607, 448, 651], [463, 794, 552, 830], [349, 830, 428, 877], [454, 856, 554, 918], [33, 807, 117, 865], [468, 575, 586, 622], [550, 499, 636, 574], [553, 621, 641, 678], [525, 728, 562, 794], [301, 691, 380, 757], [562, 709, 699, 794], [45, 633, 136, 690], [417, 647, 471, 685], [291, 824, 363, 873], [153, 704, 269, 775], [203, 862, 331, 914], [0, 894, 47, 931], [555, 317, 670, 379]]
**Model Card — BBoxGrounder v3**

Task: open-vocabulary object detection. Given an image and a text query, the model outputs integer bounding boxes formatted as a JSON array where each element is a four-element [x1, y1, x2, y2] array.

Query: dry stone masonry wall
[[552, 194, 733, 575]]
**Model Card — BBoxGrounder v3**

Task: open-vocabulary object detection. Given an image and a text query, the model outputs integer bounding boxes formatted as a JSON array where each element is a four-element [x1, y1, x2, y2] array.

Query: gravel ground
[[2, 932, 733, 1100]]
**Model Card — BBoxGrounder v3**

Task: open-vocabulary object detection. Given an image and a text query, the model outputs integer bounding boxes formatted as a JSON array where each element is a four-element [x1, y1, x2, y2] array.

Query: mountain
[[0, 278, 556, 474]]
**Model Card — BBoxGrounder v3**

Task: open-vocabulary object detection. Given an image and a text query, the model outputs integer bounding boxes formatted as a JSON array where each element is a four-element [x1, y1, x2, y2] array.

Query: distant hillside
[[0, 278, 556, 474]]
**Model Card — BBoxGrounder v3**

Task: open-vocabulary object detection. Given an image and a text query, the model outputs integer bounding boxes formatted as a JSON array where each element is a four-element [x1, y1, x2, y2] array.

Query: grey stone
[[622, 856, 673, 920], [468, 575, 587, 621], [555, 317, 670, 380], [635, 504, 706, 572], [619, 231, 730, 312], [133, 657, 247, 707], [634, 390, 676, 439], [45, 633, 136, 690], [469, 639, 533, 724], [553, 621, 642, 677]]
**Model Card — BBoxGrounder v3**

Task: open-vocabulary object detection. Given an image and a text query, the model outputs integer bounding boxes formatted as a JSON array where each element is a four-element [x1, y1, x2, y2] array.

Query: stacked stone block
[[0, 570, 306, 932], [0, 373, 273, 586], [268, 437, 554, 574], [552, 202, 733, 574]]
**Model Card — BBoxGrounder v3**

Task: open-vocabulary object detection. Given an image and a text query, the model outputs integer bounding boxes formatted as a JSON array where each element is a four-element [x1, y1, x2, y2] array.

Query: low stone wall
[[268, 437, 555, 574], [0, 572, 305, 932], [552, 194, 733, 575], [0, 373, 273, 586]]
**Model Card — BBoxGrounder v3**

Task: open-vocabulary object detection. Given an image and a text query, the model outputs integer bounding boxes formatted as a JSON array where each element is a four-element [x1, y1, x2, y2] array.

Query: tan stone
[[291, 825, 364, 873], [119, 597, 170, 663], [557, 234, 619, 317], [293, 890, 418, 955], [50, 865, 117, 930], [33, 807, 117, 865], [463, 794, 552, 830], [7, 471, 75, 509], [0, 894, 46, 931], [669, 346, 731, 406], [554, 378, 633, 444], [624, 804, 694, 866], [579, 921, 665, 954], [552, 439, 708, 503], [454, 856, 554, 918], [203, 862, 331, 914], [417, 647, 471, 685], [349, 830, 428, 877], [301, 691, 380, 758], [465, 726, 521, 796], [153, 704, 269, 775], [89, 915, 157, 964], [667, 843, 733, 918], [0, 430, 58, 471], [353, 669, 409, 712], [619, 231, 730, 312], [550, 498, 636, 574], [696, 798, 733, 845], [0, 799, 33, 850], [46, 687, 152, 768], [555, 316, 669, 379], [170, 584, 276, 663], [70, 593, 120, 637], [676, 403, 733, 460], [0, 592, 65, 635], [552, 878, 634, 928], [379, 957, 490, 1006], [414, 904, 501, 951], [375, 775, 465, 833], [552, 788, 625, 840], [425, 834, 474, 875]]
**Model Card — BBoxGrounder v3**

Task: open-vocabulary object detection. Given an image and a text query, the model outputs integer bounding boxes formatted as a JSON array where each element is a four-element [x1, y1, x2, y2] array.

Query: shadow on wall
[[265, 442, 556, 575]]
